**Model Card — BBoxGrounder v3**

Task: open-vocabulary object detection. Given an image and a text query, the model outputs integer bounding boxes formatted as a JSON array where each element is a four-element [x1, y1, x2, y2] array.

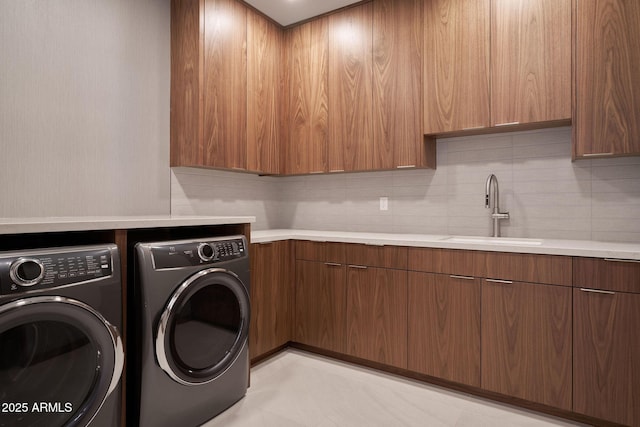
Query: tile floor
[[202, 349, 585, 427]]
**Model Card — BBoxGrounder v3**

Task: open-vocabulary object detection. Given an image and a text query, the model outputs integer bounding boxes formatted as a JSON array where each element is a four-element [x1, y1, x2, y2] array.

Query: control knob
[[197, 243, 216, 262], [10, 258, 45, 287]]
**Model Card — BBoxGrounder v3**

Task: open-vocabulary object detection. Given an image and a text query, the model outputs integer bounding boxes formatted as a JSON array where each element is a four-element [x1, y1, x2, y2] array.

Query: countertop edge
[[251, 229, 640, 260], [0, 216, 256, 234]]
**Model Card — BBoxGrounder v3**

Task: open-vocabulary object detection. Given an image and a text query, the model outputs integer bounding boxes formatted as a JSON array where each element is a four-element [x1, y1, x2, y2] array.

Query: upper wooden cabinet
[[171, 0, 282, 173], [284, 18, 329, 175], [424, 0, 571, 135], [328, 3, 374, 173], [491, 0, 571, 126], [574, 0, 640, 158], [373, 0, 434, 169], [247, 10, 282, 174], [423, 0, 491, 134]]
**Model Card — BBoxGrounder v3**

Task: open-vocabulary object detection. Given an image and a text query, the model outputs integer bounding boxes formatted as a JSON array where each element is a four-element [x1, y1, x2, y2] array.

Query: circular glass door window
[[0, 298, 122, 427], [156, 269, 250, 385]]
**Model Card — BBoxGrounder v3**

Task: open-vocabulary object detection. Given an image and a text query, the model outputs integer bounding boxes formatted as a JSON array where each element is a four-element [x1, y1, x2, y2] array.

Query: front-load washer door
[[155, 268, 250, 386], [0, 296, 124, 427]]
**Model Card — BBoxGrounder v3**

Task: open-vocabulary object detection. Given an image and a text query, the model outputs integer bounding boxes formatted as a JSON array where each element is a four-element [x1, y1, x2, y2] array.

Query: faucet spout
[[484, 174, 509, 237]]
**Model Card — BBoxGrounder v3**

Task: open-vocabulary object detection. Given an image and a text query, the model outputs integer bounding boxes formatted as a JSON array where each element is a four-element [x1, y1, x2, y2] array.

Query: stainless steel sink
[[441, 236, 544, 246]]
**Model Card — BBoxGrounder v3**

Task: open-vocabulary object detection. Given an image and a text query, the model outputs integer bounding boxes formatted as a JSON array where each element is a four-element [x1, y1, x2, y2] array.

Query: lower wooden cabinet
[[294, 260, 347, 353], [481, 280, 572, 410], [408, 272, 481, 387], [249, 241, 293, 360], [573, 288, 640, 426], [346, 266, 407, 368]]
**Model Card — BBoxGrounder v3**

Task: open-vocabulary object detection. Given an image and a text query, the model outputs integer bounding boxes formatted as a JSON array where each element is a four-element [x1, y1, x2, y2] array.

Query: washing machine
[[130, 235, 250, 427], [0, 244, 124, 427]]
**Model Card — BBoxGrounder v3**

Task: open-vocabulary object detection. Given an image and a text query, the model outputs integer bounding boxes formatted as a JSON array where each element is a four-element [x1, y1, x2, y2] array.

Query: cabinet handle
[[604, 258, 640, 264], [348, 265, 368, 270], [257, 242, 273, 245], [580, 288, 615, 295], [495, 121, 520, 127], [329, 169, 344, 173], [450, 275, 475, 281], [486, 278, 513, 284], [462, 126, 485, 131], [309, 170, 324, 174], [324, 262, 342, 267], [582, 152, 614, 157], [396, 165, 416, 169]]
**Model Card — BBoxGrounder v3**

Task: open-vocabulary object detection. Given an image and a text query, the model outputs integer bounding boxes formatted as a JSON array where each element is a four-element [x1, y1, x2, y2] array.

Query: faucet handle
[[491, 212, 510, 220]]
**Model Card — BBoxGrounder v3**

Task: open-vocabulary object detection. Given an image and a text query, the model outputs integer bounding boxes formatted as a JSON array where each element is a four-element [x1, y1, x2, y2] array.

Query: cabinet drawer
[[345, 243, 407, 269], [574, 257, 640, 294], [295, 240, 345, 263], [408, 247, 485, 277], [484, 252, 572, 286]]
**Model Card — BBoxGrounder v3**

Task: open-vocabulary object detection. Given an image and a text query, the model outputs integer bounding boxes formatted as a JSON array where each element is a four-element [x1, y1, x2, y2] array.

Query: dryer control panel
[[150, 237, 247, 270], [0, 247, 114, 295]]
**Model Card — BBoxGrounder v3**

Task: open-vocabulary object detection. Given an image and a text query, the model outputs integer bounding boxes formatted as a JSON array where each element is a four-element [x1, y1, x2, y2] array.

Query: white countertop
[[251, 229, 640, 260], [0, 215, 256, 234]]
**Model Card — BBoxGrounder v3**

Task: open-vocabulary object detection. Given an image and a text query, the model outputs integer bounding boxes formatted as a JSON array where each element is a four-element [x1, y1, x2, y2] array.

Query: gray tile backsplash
[[171, 127, 640, 243]]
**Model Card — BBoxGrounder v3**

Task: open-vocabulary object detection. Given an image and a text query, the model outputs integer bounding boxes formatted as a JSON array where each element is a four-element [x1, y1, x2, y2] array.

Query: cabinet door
[[574, 289, 640, 426], [170, 0, 204, 167], [285, 19, 329, 174], [373, 0, 424, 169], [294, 260, 346, 353], [423, 0, 490, 134], [408, 273, 481, 387], [249, 242, 293, 360], [328, 3, 374, 172], [346, 266, 407, 368], [574, 0, 640, 157], [203, 0, 247, 169], [491, 0, 571, 126], [247, 11, 281, 174], [482, 280, 572, 410]]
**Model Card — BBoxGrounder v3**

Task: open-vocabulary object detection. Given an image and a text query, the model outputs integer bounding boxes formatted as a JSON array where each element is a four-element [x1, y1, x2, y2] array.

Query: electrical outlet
[[379, 197, 388, 211]]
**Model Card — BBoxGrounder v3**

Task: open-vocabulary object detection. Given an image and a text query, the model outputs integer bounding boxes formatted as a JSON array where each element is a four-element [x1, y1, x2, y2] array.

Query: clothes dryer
[[130, 235, 250, 427], [0, 244, 123, 427]]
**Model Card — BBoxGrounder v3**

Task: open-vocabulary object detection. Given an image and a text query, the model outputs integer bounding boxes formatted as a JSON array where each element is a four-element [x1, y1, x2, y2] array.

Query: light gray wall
[[172, 127, 640, 243], [0, 0, 171, 217]]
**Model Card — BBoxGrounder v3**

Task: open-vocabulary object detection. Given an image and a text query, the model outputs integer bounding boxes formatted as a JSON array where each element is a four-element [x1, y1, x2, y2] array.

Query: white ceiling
[[243, 0, 363, 27]]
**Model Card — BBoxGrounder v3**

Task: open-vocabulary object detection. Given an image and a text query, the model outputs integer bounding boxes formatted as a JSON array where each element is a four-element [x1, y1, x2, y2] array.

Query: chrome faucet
[[485, 174, 509, 237]]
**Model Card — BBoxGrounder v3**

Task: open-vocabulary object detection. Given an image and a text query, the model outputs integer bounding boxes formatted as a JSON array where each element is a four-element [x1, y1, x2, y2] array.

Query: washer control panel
[[0, 247, 113, 295], [150, 237, 247, 270]]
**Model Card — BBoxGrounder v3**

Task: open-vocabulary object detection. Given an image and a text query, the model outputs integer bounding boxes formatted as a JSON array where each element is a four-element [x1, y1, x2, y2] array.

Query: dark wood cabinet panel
[[247, 11, 281, 174], [484, 252, 572, 286], [328, 3, 374, 172], [294, 260, 346, 353], [574, 0, 640, 158], [491, 0, 571, 126], [345, 244, 407, 270], [249, 241, 293, 360], [573, 288, 640, 426], [408, 247, 486, 277], [574, 257, 640, 294], [170, 0, 204, 167], [346, 267, 407, 368], [373, 0, 428, 169], [285, 19, 329, 174], [294, 240, 345, 264], [482, 280, 572, 410], [408, 273, 481, 387], [203, 0, 247, 169], [423, 0, 490, 134]]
